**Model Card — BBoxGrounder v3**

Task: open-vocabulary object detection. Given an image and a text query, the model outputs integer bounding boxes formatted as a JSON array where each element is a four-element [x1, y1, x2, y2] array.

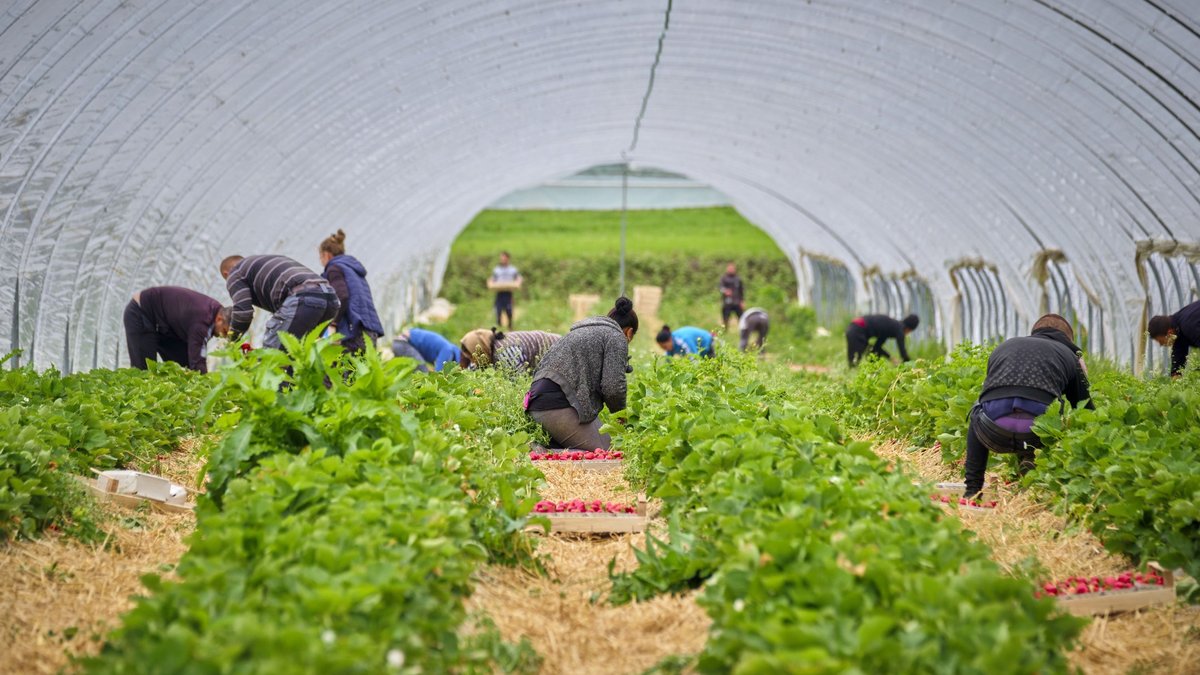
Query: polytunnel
[[3, 0, 1200, 373]]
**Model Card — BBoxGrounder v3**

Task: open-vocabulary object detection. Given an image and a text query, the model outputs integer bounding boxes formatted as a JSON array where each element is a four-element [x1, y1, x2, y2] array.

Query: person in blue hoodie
[[656, 325, 715, 358], [320, 229, 385, 353], [400, 327, 461, 372]]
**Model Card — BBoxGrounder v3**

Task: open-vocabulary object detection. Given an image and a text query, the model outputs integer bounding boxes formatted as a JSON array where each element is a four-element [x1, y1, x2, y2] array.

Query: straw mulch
[[469, 463, 709, 674], [873, 440, 1200, 675], [0, 436, 209, 675], [0, 509, 193, 675]]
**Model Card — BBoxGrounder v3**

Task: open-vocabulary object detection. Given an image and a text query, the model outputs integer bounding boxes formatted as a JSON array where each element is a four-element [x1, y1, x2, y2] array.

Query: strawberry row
[[534, 499, 637, 514], [530, 449, 623, 461], [929, 494, 998, 509], [1035, 570, 1166, 598]]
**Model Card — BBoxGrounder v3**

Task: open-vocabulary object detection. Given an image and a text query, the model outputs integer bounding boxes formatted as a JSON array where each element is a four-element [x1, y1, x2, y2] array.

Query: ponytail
[[607, 296, 639, 334]]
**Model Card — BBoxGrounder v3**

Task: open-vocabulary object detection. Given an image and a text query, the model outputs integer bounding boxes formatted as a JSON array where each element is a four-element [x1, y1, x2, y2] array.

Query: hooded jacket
[[530, 316, 630, 423], [323, 255, 384, 339], [407, 328, 460, 371], [1168, 300, 1200, 375], [979, 328, 1093, 409]]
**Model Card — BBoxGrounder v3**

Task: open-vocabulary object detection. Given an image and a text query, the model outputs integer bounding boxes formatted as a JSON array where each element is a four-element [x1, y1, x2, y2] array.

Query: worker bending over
[[123, 286, 226, 373], [739, 307, 769, 353], [657, 325, 715, 358], [459, 328, 559, 373], [319, 229, 384, 354], [1148, 299, 1200, 377], [963, 314, 1093, 499], [846, 314, 919, 367], [219, 254, 339, 349], [399, 328, 460, 372]]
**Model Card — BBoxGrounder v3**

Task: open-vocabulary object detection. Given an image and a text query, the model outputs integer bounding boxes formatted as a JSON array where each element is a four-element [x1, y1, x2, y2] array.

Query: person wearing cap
[[1148, 299, 1200, 377], [459, 327, 559, 373], [738, 307, 769, 353], [845, 313, 919, 367], [963, 314, 1094, 500], [656, 325, 715, 358], [123, 286, 227, 373], [219, 254, 340, 349], [397, 327, 460, 372]]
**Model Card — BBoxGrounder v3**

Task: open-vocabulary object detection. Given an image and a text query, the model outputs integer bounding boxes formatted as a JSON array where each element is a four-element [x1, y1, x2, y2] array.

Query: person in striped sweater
[[459, 327, 559, 373], [219, 254, 340, 350]]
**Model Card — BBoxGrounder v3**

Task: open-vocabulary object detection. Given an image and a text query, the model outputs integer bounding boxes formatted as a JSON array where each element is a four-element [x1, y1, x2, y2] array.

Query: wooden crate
[[487, 278, 522, 292], [568, 293, 601, 321], [1056, 564, 1176, 616], [531, 459, 622, 473], [532, 497, 648, 534]]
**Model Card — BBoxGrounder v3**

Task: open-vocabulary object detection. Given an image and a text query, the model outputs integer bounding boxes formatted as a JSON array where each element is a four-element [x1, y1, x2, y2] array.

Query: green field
[[448, 208, 788, 259]]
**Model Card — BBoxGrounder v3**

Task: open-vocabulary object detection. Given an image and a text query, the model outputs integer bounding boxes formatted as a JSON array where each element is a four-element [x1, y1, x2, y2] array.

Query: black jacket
[[862, 315, 911, 361], [980, 329, 1093, 409], [1169, 300, 1200, 375]]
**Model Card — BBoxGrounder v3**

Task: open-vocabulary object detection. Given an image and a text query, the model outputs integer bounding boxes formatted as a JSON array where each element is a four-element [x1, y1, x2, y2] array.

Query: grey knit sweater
[[531, 316, 630, 423]]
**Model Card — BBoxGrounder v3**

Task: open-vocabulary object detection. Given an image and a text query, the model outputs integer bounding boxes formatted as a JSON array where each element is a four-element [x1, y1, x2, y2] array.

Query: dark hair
[[902, 314, 919, 330], [607, 296, 639, 334], [1031, 313, 1074, 342], [320, 229, 347, 256], [1148, 315, 1172, 338], [656, 325, 672, 343]]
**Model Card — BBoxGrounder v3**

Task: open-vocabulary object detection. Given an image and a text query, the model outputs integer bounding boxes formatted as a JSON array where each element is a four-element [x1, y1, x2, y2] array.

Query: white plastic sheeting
[[2, 0, 1199, 370]]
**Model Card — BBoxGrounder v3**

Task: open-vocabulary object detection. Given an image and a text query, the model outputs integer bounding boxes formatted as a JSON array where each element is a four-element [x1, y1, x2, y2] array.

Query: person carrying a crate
[[845, 314, 919, 367], [963, 313, 1094, 500], [1148, 299, 1200, 377], [489, 251, 521, 329], [523, 297, 638, 450]]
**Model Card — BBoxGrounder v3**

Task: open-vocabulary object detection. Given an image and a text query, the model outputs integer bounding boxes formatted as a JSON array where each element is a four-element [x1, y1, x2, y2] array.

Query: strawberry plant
[[85, 331, 543, 673], [609, 351, 1084, 673], [0, 359, 233, 542]]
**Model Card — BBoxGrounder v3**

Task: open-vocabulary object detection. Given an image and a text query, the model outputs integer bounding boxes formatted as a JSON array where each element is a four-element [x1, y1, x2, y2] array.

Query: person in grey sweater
[[524, 297, 638, 450]]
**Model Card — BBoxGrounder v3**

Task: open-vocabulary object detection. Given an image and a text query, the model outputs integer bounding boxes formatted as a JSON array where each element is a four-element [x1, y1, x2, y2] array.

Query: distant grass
[[449, 208, 788, 259]]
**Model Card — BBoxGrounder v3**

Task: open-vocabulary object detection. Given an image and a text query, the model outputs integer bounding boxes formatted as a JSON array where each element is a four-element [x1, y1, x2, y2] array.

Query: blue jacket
[[408, 328, 461, 371], [665, 326, 714, 357], [323, 255, 384, 338]]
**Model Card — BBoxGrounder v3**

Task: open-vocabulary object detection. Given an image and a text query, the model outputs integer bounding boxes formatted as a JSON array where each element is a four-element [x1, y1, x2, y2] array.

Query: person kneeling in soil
[[524, 297, 638, 450], [656, 325, 715, 358], [459, 327, 560, 373], [739, 307, 769, 353], [963, 314, 1094, 500], [845, 313, 918, 367]]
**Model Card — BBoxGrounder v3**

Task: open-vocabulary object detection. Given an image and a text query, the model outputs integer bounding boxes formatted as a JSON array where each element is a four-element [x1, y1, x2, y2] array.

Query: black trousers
[[494, 292, 514, 327], [123, 300, 188, 369], [963, 407, 1040, 498], [721, 303, 743, 324]]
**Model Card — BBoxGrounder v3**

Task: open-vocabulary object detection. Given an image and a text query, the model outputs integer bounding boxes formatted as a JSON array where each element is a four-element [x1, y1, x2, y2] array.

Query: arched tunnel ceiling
[[2, 0, 1199, 368]]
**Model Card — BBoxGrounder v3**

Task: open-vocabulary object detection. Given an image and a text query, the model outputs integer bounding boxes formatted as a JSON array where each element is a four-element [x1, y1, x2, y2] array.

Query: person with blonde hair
[[962, 313, 1094, 500], [459, 327, 559, 373], [319, 229, 384, 353]]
